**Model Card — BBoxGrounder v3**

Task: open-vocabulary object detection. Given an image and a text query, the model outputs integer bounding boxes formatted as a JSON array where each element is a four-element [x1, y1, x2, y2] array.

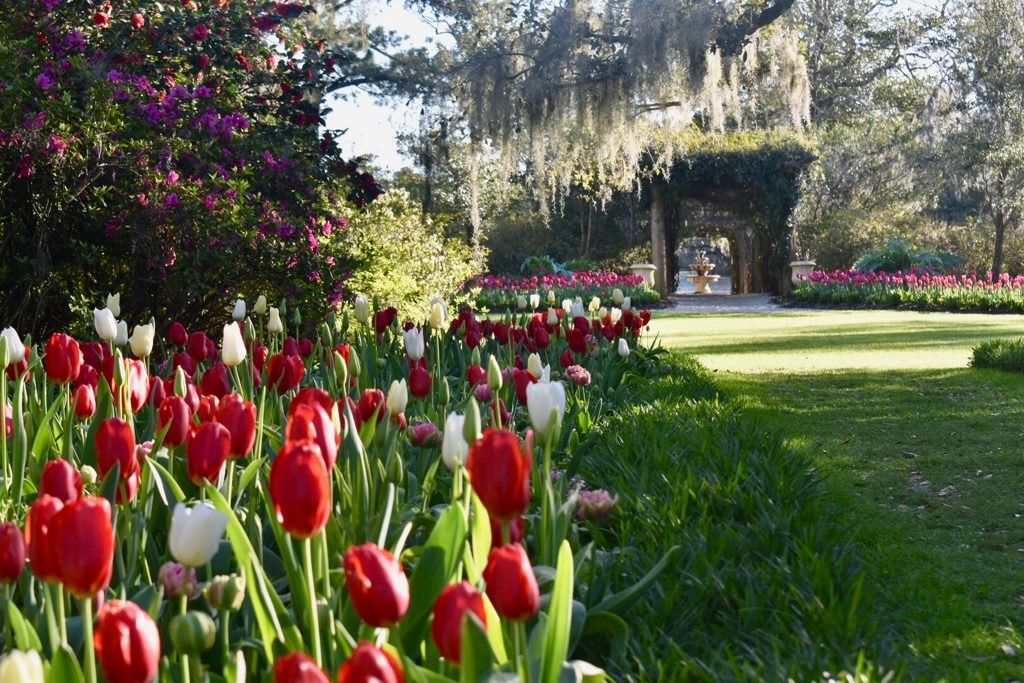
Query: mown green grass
[[651, 310, 1024, 681]]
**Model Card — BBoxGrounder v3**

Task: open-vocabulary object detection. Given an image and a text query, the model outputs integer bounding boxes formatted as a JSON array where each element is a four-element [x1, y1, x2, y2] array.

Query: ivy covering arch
[[645, 131, 817, 297]]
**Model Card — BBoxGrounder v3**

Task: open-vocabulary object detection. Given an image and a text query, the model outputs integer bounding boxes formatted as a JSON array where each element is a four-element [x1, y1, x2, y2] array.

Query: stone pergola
[[644, 135, 816, 299]]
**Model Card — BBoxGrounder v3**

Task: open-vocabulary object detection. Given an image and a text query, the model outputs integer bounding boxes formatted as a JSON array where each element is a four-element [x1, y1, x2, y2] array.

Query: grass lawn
[[651, 309, 1024, 681]]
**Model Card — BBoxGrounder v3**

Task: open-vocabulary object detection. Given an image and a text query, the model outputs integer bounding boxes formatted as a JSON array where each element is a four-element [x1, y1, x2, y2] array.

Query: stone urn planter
[[630, 263, 658, 287], [789, 260, 816, 286]]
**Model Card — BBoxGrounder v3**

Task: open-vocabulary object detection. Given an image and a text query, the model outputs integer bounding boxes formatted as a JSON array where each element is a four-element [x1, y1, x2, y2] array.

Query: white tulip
[[561, 299, 573, 314], [114, 320, 129, 347], [547, 289, 556, 305], [353, 296, 370, 324], [546, 308, 558, 326], [540, 364, 551, 383], [526, 353, 544, 377], [622, 297, 631, 312], [429, 297, 448, 330], [526, 380, 566, 440], [588, 296, 601, 313], [0, 328, 24, 364], [387, 379, 408, 416], [0, 649, 44, 683], [268, 307, 283, 334], [610, 307, 622, 324], [106, 292, 121, 318], [597, 307, 608, 319], [94, 308, 117, 342], [169, 502, 229, 568], [570, 302, 586, 319], [129, 323, 155, 359], [403, 327, 425, 361], [516, 295, 528, 311], [254, 295, 268, 315], [221, 322, 247, 367], [441, 413, 469, 470], [232, 299, 246, 321], [612, 288, 625, 306], [529, 293, 540, 309], [618, 338, 630, 358]]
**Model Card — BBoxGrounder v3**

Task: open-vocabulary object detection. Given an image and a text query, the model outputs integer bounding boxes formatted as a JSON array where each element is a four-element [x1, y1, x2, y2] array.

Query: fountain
[[687, 251, 720, 294]]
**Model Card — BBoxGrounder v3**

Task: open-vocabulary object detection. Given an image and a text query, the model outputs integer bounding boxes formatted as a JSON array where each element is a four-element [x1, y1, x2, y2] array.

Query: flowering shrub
[[467, 270, 660, 310], [792, 268, 1024, 312], [0, 293, 656, 681], [0, 0, 383, 336]]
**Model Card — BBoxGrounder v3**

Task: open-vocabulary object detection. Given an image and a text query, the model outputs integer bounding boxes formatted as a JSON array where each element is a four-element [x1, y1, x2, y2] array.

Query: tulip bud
[[169, 502, 229, 568], [526, 381, 566, 442], [354, 296, 369, 324], [170, 611, 217, 655], [343, 543, 410, 627], [80, 464, 98, 486], [129, 323, 155, 359], [431, 581, 487, 665], [268, 307, 283, 334], [174, 366, 188, 397], [157, 561, 199, 600], [113, 320, 129, 347], [622, 296, 631, 312], [279, 298, 287, 317], [333, 351, 348, 387], [94, 309, 117, 342], [0, 328, 23, 366], [106, 293, 121, 318], [112, 350, 127, 387], [0, 336, 8, 369], [618, 338, 630, 357], [487, 355, 503, 392], [386, 379, 408, 417], [293, 307, 301, 327], [232, 299, 246, 321], [483, 543, 540, 621], [598, 306, 608, 319], [610, 307, 622, 323], [441, 413, 468, 470], [612, 288, 625, 305], [429, 297, 447, 330], [94, 600, 160, 683], [221, 322, 247, 367], [337, 642, 404, 683], [0, 650, 44, 683], [0, 522, 26, 583], [547, 289, 556, 305], [274, 653, 328, 683], [462, 397, 481, 445], [546, 308, 558, 326], [527, 353, 543, 377], [516, 295, 527, 310], [349, 351, 361, 378], [254, 295, 268, 315], [529, 293, 540, 309], [206, 574, 247, 612]]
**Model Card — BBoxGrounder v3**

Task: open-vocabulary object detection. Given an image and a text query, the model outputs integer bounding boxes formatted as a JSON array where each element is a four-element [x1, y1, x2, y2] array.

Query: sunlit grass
[[651, 308, 1024, 680]]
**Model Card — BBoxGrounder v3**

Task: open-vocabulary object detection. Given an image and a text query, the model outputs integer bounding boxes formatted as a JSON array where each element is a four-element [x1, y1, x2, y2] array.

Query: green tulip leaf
[[540, 540, 574, 683], [99, 460, 121, 507], [30, 395, 63, 461], [467, 491, 491, 584], [460, 612, 495, 683], [590, 545, 681, 616], [6, 599, 42, 651], [481, 593, 509, 664], [145, 457, 185, 508], [400, 502, 468, 653], [580, 612, 629, 662], [235, 456, 266, 499], [47, 643, 84, 683]]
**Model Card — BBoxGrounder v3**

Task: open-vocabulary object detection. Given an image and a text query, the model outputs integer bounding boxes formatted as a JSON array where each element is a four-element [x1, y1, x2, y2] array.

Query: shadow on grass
[[719, 366, 1024, 681]]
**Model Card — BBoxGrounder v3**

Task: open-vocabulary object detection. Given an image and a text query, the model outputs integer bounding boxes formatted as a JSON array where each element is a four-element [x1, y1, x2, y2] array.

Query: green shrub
[[970, 338, 1024, 373], [854, 238, 962, 274], [344, 190, 480, 319]]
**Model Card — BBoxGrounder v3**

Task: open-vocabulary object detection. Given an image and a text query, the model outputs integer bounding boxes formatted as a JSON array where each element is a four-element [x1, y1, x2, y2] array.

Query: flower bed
[[0, 294, 655, 682], [791, 269, 1024, 312], [466, 271, 661, 311]]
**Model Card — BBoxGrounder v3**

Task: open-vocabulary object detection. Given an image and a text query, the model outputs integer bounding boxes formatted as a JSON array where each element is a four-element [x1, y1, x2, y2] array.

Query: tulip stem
[[81, 597, 97, 683], [303, 537, 323, 667], [0, 369, 7, 494], [180, 592, 191, 683], [516, 621, 532, 683], [55, 584, 68, 645]]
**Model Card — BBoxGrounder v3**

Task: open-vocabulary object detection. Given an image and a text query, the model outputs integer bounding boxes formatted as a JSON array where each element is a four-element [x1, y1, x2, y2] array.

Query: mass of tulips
[[466, 271, 660, 311], [791, 268, 1024, 312], [0, 291, 657, 682]]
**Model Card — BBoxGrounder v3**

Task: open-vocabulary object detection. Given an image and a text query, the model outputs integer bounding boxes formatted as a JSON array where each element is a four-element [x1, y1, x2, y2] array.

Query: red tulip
[[197, 394, 221, 423], [408, 422, 439, 448], [117, 458, 141, 505], [43, 333, 83, 385], [466, 365, 486, 388], [343, 543, 410, 627], [356, 388, 386, 424], [290, 387, 336, 417], [409, 366, 431, 399], [431, 581, 487, 664], [96, 417, 136, 481], [147, 376, 166, 409], [41, 459, 83, 503], [73, 384, 97, 420], [217, 395, 257, 458], [513, 369, 537, 405], [273, 652, 329, 683], [81, 341, 108, 370], [482, 543, 540, 621], [188, 331, 211, 362], [74, 363, 99, 390], [200, 362, 231, 398], [158, 396, 192, 449], [25, 494, 63, 582], [489, 516, 524, 551], [466, 429, 532, 524], [6, 345, 31, 381], [52, 496, 115, 597], [95, 599, 161, 683], [269, 440, 330, 538], [283, 336, 302, 357], [0, 522, 26, 583], [337, 642, 404, 683], [566, 327, 586, 354], [287, 403, 338, 470], [186, 421, 231, 485], [299, 338, 314, 358], [173, 351, 197, 377], [267, 353, 305, 394]]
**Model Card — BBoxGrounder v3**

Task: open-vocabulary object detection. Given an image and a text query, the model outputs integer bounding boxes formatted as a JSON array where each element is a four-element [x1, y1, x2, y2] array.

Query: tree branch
[[714, 0, 797, 56]]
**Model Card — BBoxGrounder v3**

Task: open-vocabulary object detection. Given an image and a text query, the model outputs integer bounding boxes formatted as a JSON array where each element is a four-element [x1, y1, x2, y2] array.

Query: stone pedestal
[[630, 264, 658, 287]]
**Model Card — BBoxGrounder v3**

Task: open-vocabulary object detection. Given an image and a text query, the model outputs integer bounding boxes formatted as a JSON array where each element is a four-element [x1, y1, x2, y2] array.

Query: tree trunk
[[992, 207, 1005, 277], [650, 181, 668, 299]]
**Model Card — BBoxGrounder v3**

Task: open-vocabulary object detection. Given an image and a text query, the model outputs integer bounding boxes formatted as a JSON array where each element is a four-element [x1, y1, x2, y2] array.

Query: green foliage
[[521, 256, 571, 276], [970, 338, 1024, 373], [574, 351, 884, 680], [345, 190, 480, 319], [853, 239, 962, 274]]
